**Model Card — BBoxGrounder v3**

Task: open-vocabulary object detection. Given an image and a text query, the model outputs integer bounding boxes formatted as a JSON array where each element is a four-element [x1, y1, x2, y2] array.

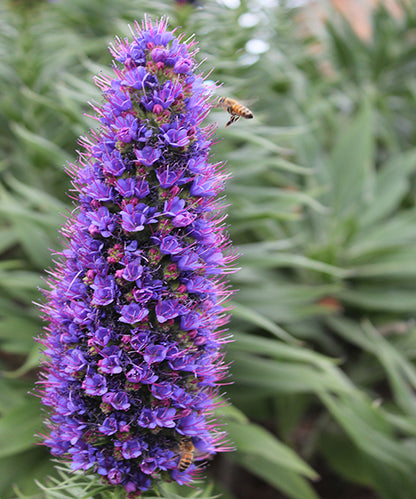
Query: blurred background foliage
[[1, 0, 416, 497]]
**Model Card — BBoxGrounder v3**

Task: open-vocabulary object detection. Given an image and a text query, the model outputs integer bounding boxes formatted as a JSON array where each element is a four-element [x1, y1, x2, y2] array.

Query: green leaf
[[320, 392, 416, 474], [227, 420, 318, 479], [338, 286, 416, 312], [347, 211, 416, 260], [326, 20, 358, 78], [0, 315, 38, 354], [319, 432, 373, 486], [156, 482, 218, 499], [0, 378, 28, 413], [327, 316, 375, 352], [5, 346, 41, 378], [0, 270, 42, 303], [229, 184, 328, 213], [234, 454, 320, 499], [232, 331, 337, 366], [329, 101, 374, 218], [14, 219, 54, 268], [230, 352, 354, 394], [215, 401, 249, 424], [0, 228, 19, 254], [0, 399, 42, 458], [0, 448, 53, 498], [10, 122, 69, 168], [232, 304, 299, 344], [351, 248, 416, 277], [359, 148, 416, 227], [5, 175, 67, 212], [266, 156, 313, 175], [239, 252, 352, 278], [223, 127, 299, 154], [233, 277, 343, 323], [360, 320, 416, 416]]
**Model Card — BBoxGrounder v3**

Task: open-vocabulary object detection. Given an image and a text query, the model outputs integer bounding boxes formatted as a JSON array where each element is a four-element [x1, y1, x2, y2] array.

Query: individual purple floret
[[37, 16, 236, 497]]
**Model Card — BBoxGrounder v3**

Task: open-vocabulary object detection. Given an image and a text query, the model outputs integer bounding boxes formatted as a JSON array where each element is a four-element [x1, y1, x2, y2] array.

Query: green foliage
[[2, 0, 416, 498]]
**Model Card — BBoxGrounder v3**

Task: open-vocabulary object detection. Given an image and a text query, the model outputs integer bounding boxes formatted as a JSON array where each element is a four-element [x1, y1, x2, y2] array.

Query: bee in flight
[[177, 437, 195, 472], [217, 97, 254, 128]]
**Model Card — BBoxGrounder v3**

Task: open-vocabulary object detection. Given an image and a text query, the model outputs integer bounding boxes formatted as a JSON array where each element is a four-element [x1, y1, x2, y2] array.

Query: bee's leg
[[225, 115, 240, 128]]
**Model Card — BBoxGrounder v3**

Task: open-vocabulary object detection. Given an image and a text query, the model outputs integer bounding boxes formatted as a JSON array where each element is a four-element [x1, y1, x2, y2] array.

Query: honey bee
[[217, 97, 254, 128], [177, 437, 195, 472]]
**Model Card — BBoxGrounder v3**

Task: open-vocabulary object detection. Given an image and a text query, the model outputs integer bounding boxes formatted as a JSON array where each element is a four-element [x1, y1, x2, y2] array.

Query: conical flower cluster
[[38, 17, 235, 496]]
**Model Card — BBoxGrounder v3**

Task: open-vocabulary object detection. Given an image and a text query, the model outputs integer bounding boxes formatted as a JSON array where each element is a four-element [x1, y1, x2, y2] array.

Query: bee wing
[[242, 97, 257, 107], [212, 97, 257, 109], [193, 446, 213, 461]]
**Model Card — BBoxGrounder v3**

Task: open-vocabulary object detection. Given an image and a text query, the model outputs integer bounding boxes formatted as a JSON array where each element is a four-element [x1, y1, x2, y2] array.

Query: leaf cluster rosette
[[37, 17, 235, 496]]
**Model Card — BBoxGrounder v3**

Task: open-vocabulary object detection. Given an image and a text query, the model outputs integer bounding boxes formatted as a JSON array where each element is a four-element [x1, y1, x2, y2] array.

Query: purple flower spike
[[37, 16, 236, 496]]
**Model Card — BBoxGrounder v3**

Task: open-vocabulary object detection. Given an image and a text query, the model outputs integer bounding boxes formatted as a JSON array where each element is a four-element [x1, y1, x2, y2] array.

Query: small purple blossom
[[119, 303, 149, 324], [120, 66, 149, 90], [158, 235, 182, 255], [99, 416, 118, 435], [141, 81, 182, 111], [63, 349, 87, 374], [38, 17, 235, 496], [135, 178, 150, 198], [122, 258, 143, 281], [134, 145, 161, 166], [82, 372, 107, 396], [122, 439, 144, 459], [156, 167, 185, 188], [91, 326, 112, 347], [98, 346, 123, 374], [151, 382, 173, 400], [162, 122, 191, 148], [108, 468, 123, 485], [90, 275, 116, 306], [151, 47, 168, 63], [190, 175, 220, 197], [120, 203, 158, 232], [143, 343, 169, 364], [114, 177, 137, 198], [155, 299, 187, 323], [102, 391, 131, 411], [112, 114, 139, 143], [102, 150, 126, 176], [174, 58, 193, 74], [83, 180, 114, 202], [126, 363, 158, 384], [86, 206, 115, 238]]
